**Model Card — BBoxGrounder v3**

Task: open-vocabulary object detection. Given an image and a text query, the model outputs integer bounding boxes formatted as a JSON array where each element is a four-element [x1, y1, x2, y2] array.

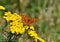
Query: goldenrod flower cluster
[[3, 11, 45, 42], [28, 27, 45, 42], [3, 12, 22, 21], [0, 5, 5, 10], [10, 22, 25, 34], [3, 11, 28, 34]]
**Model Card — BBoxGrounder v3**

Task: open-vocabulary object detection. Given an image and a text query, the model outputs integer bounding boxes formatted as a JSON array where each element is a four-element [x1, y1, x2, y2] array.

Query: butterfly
[[21, 14, 38, 25]]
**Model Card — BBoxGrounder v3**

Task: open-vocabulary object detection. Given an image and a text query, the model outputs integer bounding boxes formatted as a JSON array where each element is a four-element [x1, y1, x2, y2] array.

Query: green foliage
[[0, 34, 5, 42]]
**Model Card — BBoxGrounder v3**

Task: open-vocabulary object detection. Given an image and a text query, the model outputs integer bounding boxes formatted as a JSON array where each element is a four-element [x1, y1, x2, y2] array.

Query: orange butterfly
[[21, 14, 38, 25]]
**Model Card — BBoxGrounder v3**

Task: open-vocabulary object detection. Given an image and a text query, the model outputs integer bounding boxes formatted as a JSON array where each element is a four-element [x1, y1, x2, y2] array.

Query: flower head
[[0, 5, 5, 10], [3, 11, 22, 22]]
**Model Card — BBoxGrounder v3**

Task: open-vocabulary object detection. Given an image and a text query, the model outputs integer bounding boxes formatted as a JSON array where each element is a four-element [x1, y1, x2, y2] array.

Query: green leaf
[[0, 34, 5, 42]]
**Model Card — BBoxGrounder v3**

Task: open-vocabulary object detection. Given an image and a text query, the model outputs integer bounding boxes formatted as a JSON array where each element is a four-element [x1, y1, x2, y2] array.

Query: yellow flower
[[37, 37, 45, 42], [24, 25, 29, 30], [10, 26, 16, 34], [3, 11, 22, 22], [4, 11, 12, 15], [35, 38, 37, 42], [28, 29, 45, 42], [0, 5, 5, 10], [28, 30, 38, 37], [3, 11, 12, 21], [19, 27, 25, 34], [10, 20, 26, 34], [30, 25, 34, 30]]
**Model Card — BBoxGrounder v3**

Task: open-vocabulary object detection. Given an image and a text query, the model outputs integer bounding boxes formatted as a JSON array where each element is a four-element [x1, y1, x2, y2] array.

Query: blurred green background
[[0, 0, 60, 42]]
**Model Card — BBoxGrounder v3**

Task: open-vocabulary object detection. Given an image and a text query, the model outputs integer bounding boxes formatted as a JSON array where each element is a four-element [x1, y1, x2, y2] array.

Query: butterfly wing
[[21, 14, 38, 25], [27, 18, 38, 24], [21, 14, 28, 24]]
